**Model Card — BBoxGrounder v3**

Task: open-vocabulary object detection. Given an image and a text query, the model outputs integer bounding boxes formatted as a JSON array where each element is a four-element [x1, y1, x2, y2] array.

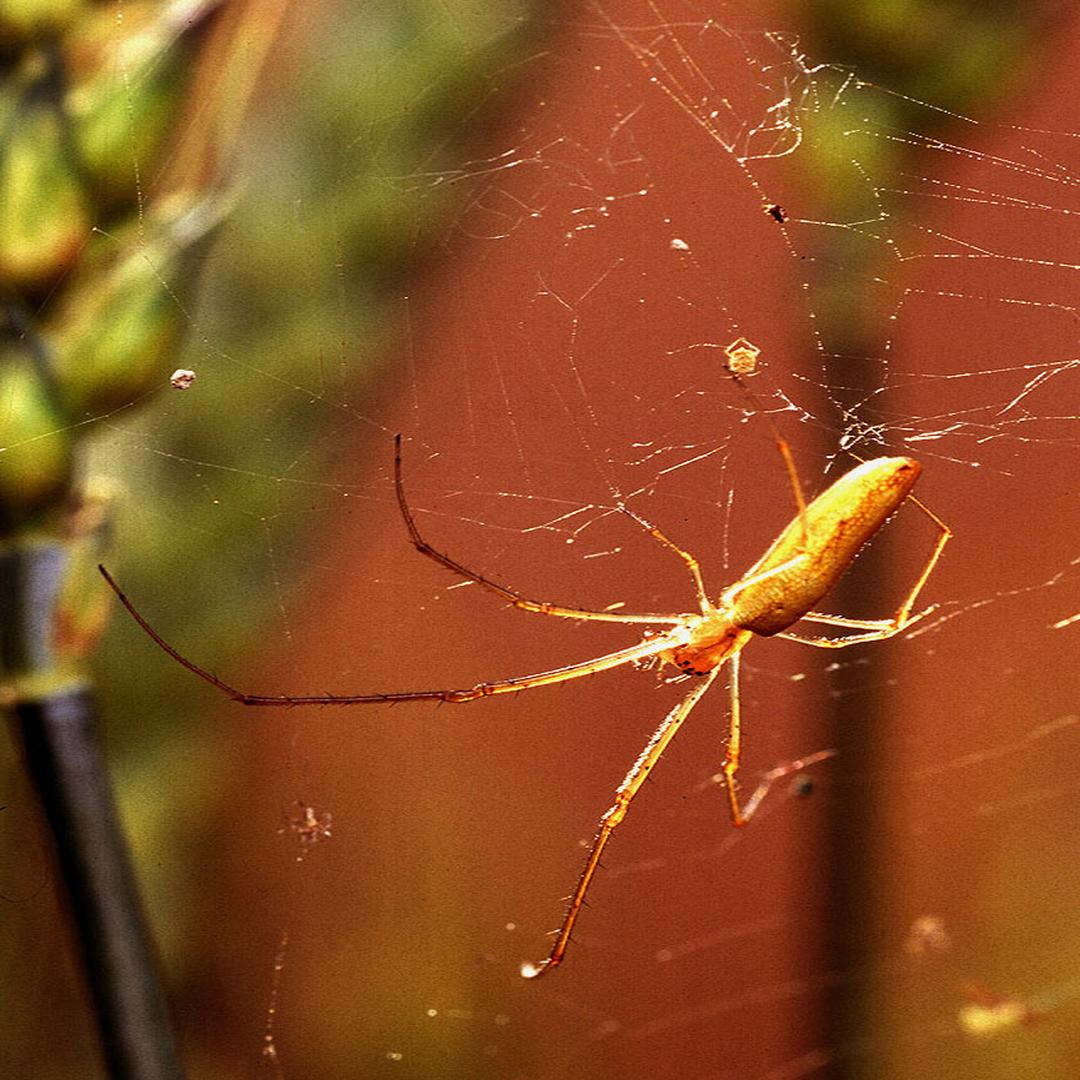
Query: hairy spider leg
[[720, 652, 838, 827], [522, 667, 721, 979]]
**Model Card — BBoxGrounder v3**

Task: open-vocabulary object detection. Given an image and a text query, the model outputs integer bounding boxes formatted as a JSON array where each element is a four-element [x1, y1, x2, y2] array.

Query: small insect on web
[[723, 336, 761, 376], [99, 411, 951, 978]]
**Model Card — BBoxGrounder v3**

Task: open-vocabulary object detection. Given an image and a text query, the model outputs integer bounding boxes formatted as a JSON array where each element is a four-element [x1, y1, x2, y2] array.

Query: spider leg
[[395, 436, 681, 627], [615, 503, 711, 613], [610, 402, 814, 616], [719, 653, 835, 825], [774, 435, 809, 548], [898, 495, 952, 626], [98, 564, 682, 706], [776, 614, 931, 648], [522, 668, 720, 979], [728, 373, 809, 548], [784, 606, 939, 642], [797, 612, 901, 630]]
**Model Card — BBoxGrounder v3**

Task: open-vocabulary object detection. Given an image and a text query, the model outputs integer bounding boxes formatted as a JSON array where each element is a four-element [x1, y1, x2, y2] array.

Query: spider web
[[6, 2, 1079, 1078]]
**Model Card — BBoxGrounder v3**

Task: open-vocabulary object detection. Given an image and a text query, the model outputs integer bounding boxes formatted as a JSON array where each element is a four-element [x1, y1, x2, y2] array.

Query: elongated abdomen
[[727, 457, 921, 636]]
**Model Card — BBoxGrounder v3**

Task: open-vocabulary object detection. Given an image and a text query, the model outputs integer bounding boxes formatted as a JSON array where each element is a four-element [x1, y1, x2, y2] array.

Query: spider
[[99, 432, 951, 978]]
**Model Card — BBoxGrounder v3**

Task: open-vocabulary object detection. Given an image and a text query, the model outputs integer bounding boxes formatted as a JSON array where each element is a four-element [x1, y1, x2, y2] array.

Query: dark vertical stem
[[3, 540, 183, 1080], [820, 349, 893, 1077], [15, 690, 184, 1080]]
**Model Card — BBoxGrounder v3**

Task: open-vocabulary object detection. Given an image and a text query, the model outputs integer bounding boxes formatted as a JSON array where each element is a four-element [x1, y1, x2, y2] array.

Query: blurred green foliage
[[89, 2, 542, 754], [1, 3, 541, 1075], [789, 0, 1061, 345]]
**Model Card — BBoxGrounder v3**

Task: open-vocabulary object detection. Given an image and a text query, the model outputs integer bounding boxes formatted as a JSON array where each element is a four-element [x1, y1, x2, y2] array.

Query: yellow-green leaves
[[1, 0, 233, 541], [0, 69, 91, 288], [45, 194, 224, 418], [0, 0, 89, 40], [64, 0, 216, 204], [0, 345, 73, 523]]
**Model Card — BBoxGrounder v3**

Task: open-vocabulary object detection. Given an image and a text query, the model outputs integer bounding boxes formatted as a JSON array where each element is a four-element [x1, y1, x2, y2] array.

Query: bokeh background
[[2, 2, 1079, 1077]]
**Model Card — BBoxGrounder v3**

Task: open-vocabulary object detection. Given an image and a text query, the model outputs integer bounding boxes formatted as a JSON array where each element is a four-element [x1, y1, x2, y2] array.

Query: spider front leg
[[522, 669, 720, 979], [393, 436, 681, 628], [98, 563, 686, 706]]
